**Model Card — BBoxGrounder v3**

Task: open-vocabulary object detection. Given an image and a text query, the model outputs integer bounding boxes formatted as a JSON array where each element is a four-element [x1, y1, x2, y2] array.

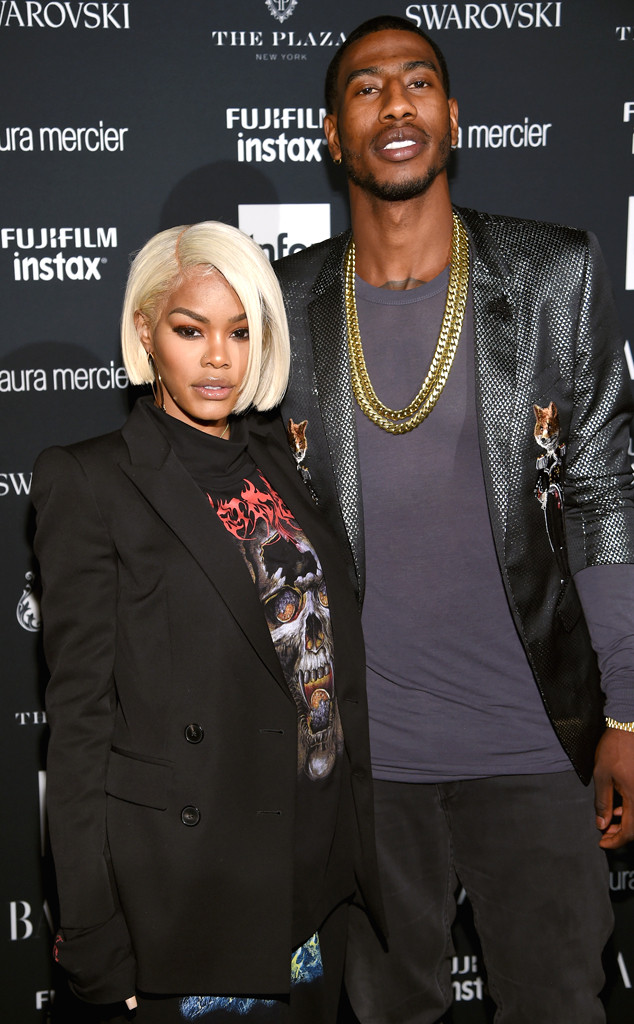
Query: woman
[[33, 222, 382, 1022]]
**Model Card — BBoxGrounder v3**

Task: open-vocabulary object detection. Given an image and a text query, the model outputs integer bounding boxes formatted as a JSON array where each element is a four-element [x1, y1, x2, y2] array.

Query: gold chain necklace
[[344, 210, 470, 435]]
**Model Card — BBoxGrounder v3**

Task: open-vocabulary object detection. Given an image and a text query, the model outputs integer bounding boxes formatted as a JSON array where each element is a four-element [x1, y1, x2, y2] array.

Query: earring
[[333, 156, 342, 166], [147, 353, 165, 412]]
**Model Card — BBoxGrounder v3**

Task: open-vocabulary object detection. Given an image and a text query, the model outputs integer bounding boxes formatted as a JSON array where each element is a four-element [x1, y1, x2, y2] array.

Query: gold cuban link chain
[[345, 210, 470, 435]]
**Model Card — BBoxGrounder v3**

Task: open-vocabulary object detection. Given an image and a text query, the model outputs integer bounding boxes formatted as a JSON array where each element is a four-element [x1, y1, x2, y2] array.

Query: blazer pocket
[[556, 578, 582, 633], [105, 748, 173, 810]]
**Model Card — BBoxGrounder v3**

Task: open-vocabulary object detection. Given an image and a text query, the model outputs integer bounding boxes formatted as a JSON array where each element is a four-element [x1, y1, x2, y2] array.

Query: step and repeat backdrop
[[2, 1, 634, 1020]]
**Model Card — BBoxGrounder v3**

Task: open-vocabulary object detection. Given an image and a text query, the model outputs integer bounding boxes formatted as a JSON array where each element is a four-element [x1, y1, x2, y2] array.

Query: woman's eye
[[232, 328, 250, 340], [174, 325, 201, 338]]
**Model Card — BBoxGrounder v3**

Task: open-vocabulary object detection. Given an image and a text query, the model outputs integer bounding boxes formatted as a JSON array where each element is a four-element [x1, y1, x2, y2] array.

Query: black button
[[184, 723, 204, 744], [181, 805, 200, 827]]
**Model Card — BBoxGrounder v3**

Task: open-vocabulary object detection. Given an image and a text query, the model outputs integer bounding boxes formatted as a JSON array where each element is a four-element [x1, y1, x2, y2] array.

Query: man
[[275, 15, 634, 1024]]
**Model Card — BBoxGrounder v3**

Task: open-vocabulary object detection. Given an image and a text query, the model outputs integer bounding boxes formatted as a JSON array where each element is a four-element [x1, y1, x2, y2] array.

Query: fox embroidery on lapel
[[287, 418, 308, 462], [533, 401, 569, 577], [533, 401, 560, 454], [287, 418, 318, 503]]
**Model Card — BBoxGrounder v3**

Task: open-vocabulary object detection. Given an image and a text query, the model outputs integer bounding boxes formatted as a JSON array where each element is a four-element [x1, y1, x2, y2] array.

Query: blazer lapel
[[280, 232, 365, 602], [458, 207, 518, 561], [119, 402, 289, 695], [307, 234, 366, 599]]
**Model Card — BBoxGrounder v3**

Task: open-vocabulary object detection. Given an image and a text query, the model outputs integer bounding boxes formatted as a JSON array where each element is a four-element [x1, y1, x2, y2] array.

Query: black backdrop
[[2, 1, 634, 1020]]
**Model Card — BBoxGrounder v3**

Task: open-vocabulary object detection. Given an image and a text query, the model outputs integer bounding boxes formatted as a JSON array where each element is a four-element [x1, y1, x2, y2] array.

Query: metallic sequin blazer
[[276, 206, 634, 783]]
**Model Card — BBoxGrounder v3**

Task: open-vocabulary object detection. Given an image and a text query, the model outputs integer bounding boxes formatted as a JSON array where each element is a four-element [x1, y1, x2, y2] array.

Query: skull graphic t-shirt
[[208, 468, 344, 783]]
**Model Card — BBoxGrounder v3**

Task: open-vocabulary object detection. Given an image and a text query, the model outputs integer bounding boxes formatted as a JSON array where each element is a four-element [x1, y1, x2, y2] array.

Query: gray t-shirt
[[354, 268, 570, 781]]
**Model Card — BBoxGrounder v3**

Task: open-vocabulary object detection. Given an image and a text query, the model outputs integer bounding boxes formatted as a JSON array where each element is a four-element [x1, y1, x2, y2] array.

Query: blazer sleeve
[[33, 445, 136, 1003], [562, 231, 634, 573]]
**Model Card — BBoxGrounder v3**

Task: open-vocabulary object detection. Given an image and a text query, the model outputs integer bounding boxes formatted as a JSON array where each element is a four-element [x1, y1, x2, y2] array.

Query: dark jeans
[[345, 773, 612, 1024]]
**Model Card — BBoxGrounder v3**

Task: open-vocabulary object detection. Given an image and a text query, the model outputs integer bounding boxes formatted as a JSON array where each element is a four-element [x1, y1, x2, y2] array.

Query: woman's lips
[[192, 380, 233, 400]]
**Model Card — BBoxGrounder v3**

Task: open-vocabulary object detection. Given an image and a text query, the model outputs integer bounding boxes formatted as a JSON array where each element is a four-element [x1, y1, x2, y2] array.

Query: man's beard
[[341, 129, 452, 202]]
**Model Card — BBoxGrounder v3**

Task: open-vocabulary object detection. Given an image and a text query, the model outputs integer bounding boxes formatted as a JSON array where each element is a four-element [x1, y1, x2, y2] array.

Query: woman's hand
[[126, 996, 138, 1010]]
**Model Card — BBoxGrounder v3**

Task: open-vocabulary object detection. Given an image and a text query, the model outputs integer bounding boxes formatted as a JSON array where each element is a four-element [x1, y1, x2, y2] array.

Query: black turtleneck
[[147, 403, 255, 496]]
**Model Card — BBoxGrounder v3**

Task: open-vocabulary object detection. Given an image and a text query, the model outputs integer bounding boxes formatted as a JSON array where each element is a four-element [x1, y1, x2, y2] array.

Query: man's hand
[[594, 727, 634, 848]]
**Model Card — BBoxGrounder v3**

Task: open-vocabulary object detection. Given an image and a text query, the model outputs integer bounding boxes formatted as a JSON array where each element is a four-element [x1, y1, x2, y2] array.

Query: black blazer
[[275, 206, 634, 784], [33, 397, 382, 1003]]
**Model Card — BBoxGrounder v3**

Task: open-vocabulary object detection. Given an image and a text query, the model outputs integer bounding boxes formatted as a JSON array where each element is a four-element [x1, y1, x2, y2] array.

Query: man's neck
[[349, 178, 454, 290]]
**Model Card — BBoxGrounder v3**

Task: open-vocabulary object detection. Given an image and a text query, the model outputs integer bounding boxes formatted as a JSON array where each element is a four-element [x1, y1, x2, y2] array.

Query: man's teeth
[[384, 139, 415, 149]]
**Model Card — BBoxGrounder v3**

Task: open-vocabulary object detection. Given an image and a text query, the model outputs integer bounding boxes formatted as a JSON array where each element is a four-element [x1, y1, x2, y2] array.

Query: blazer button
[[181, 805, 200, 827], [184, 723, 204, 744]]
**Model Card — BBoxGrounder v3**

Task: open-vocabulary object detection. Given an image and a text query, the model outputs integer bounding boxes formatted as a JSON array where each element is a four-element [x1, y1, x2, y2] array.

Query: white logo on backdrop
[[16, 572, 41, 633], [0, 471, 33, 493], [456, 117, 552, 149], [406, 2, 562, 30], [227, 107, 326, 163], [1, 226, 118, 283], [610, 869, 634, 891], [0, 123, 129, 154], [451, 955, 485, 1002], [9, 900, 54, 941], [0, 1, 130, 29], [266, 0, 297, 23], [238, 204, 331, 262], [210, 28, 344, 50], [0, 362, 128, 394]]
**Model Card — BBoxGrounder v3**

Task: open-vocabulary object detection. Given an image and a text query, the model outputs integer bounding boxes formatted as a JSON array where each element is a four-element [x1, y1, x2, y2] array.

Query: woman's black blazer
[[33, 396, 382, 1004]]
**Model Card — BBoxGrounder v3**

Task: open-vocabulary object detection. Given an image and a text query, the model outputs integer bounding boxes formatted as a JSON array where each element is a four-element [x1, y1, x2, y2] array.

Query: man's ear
[[448, 98, 459, 148], [324, 113, 342, 163]]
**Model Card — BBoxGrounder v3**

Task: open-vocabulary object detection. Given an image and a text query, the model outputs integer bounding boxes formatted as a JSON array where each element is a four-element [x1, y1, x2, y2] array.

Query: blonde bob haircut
[[121, 221, 290, 414]]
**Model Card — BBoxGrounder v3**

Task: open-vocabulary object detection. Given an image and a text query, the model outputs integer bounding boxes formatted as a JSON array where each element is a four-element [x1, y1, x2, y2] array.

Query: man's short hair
[[121, 222, 290, 414], [325, 15, 451, 113]]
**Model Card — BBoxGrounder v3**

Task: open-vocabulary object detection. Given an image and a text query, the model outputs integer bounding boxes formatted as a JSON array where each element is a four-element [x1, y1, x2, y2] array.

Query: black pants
[[345, 773, 612, 1024]]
